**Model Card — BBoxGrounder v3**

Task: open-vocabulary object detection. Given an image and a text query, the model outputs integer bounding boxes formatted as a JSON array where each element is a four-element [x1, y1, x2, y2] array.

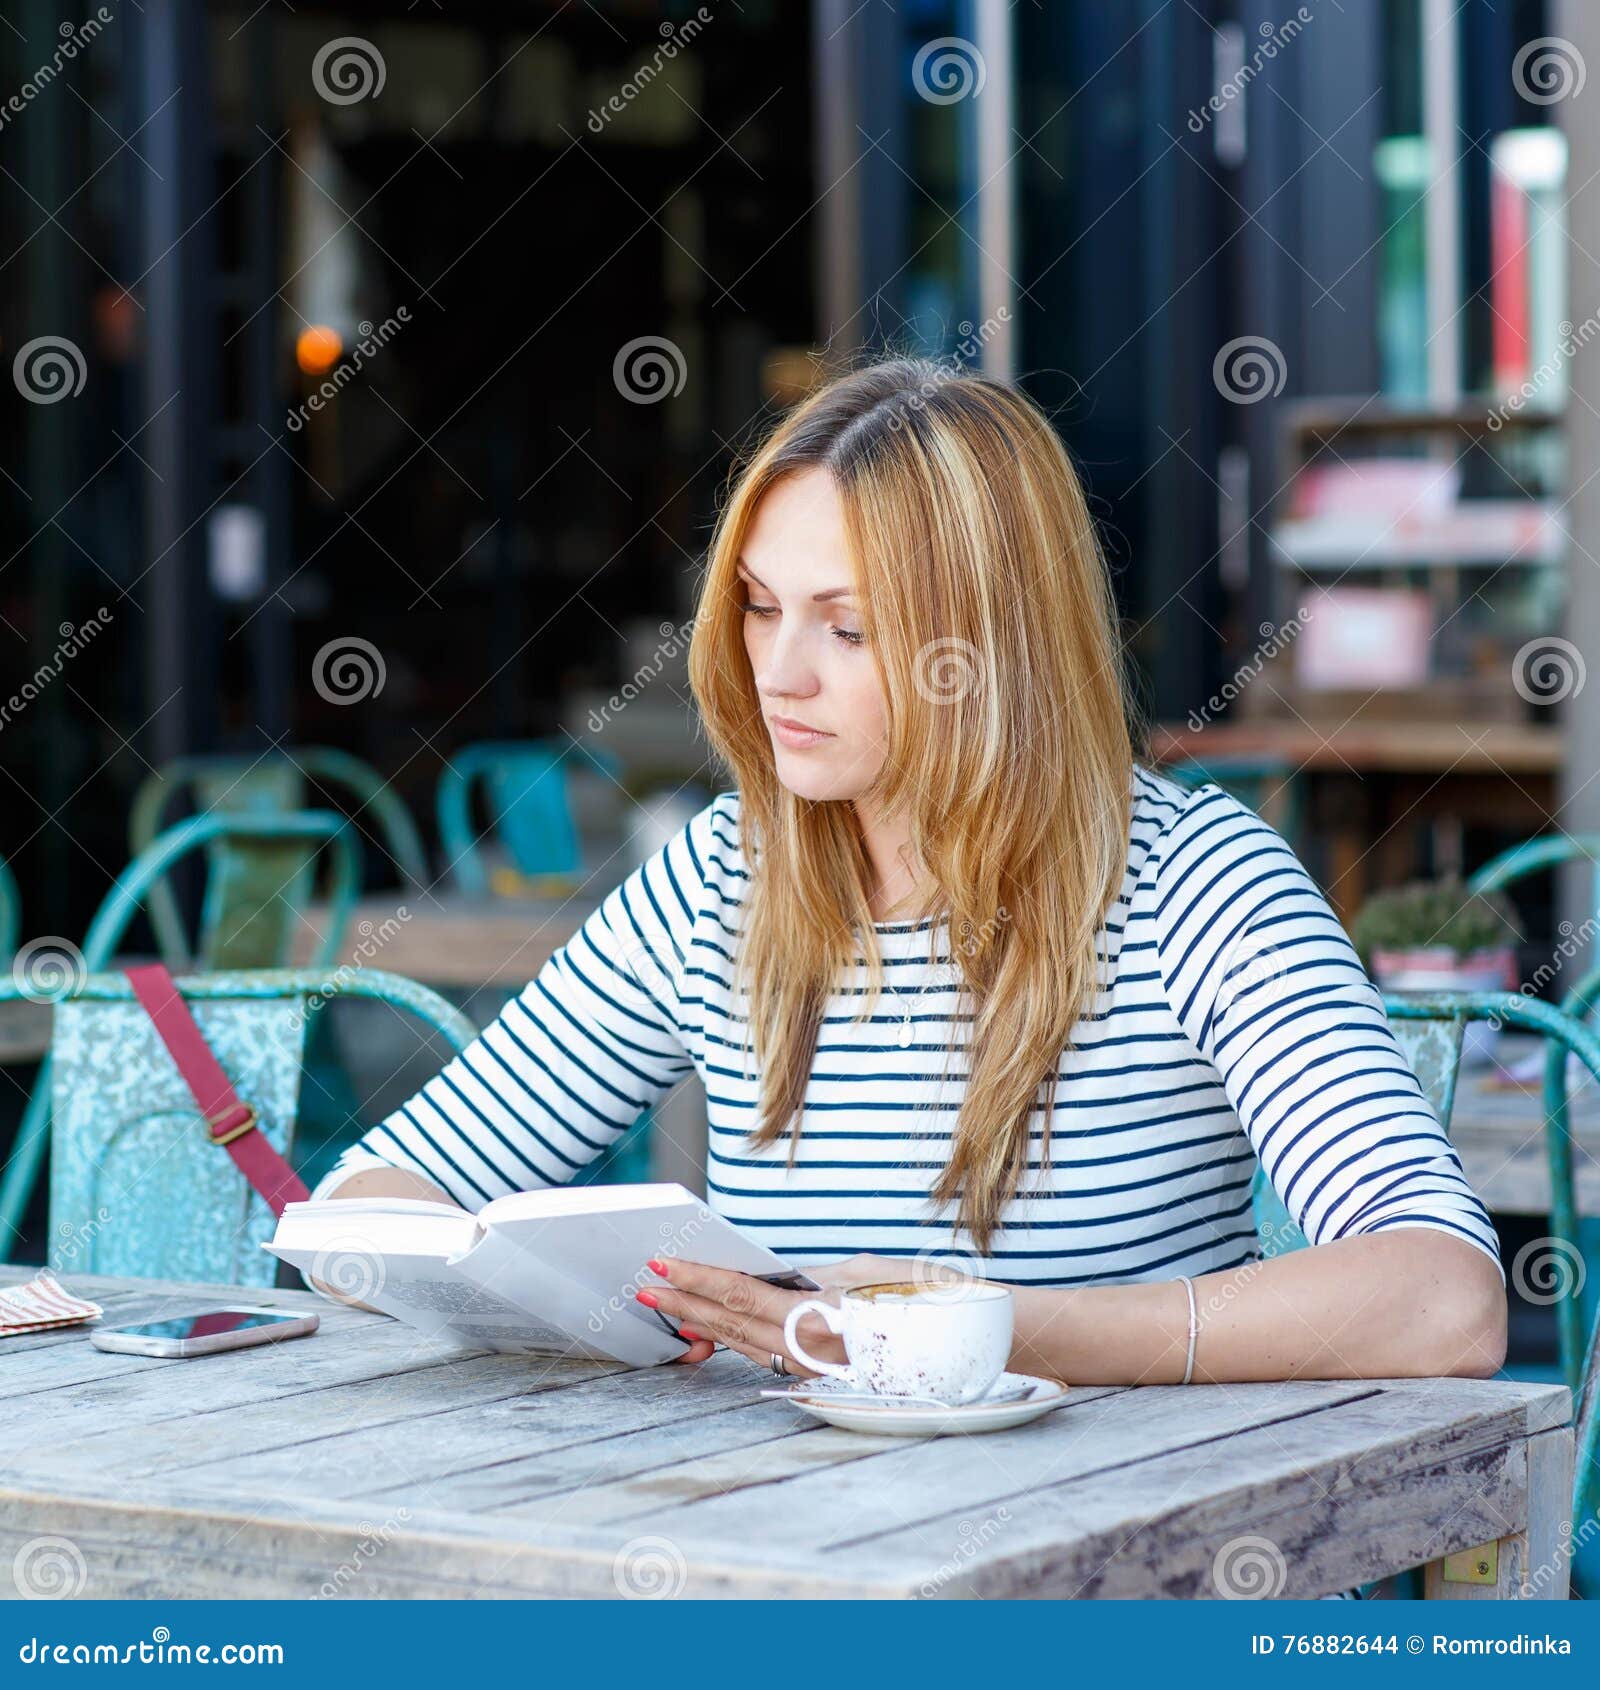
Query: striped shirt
[[311, 765, 1504, 1287]]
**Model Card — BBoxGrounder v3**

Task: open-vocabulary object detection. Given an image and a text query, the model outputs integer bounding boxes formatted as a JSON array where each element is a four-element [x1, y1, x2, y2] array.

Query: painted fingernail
[[646, 1258, 668, 1276], [635, 1289, 660, 1308], [680, 1327, 702, 1341]]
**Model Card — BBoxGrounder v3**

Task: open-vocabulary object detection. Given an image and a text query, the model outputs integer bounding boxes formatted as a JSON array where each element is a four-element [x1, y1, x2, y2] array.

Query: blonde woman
[[309, 358, 1506, 1394]]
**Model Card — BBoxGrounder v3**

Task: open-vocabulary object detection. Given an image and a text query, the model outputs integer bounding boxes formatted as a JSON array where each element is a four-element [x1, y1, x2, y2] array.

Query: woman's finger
[[671, 1336, 718, 1365], [646, 1257, 800, 1327]]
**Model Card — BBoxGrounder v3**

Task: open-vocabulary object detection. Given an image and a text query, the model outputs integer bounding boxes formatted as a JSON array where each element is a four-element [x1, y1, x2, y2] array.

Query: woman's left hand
[[638, 1257, 860, 1376]]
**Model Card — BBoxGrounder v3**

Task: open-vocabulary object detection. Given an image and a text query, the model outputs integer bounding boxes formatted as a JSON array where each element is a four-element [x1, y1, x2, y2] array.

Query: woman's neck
[[852, 797, 929, 922]]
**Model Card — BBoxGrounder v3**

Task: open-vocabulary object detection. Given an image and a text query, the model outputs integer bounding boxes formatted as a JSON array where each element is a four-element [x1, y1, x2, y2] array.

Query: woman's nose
[[755, 623, 820, 700]]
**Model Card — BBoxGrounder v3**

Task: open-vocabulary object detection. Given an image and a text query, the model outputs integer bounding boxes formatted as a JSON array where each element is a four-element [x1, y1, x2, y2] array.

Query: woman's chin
[[772, 752, 868, 805]]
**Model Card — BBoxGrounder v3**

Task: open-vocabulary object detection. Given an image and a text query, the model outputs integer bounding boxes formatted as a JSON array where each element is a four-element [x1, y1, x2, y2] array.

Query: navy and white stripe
[[313, 767, 1504, 1287]]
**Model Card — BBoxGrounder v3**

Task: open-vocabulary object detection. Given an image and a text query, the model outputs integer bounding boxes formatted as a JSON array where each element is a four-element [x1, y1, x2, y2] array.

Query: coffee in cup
[[781, 1277, 1013, 1404]]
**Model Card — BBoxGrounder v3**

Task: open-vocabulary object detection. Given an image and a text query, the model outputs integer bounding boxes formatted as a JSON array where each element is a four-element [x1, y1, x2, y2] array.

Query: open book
[[262, 1182, 815, 1366]]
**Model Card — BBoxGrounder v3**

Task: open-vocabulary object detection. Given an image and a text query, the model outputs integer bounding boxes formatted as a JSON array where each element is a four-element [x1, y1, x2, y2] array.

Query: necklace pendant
[[898, 1011, 913, 1049]]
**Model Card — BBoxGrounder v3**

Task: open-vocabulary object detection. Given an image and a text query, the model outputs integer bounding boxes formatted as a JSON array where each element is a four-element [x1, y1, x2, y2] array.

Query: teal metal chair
[[0, 968, 474, 1288], [1161, 752, 1306, 857], [130, 748, 430, 967], [1252, 988, 1600, 1597], [0, 814, 360, 1256], [0, 852, 18, 958], [437, 740, 622, 898], [1469, 833, 1600, 928]]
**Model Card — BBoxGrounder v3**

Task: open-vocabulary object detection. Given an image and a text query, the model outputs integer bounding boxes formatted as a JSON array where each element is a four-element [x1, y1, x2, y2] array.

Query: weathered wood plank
[[820, 1380, 1572, 1598], [1423, 1425, 1575, 1599], [586, 1381, 1382, 1553]]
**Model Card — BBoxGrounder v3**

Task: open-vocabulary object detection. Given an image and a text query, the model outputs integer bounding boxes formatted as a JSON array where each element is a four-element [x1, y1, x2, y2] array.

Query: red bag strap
[[123, 963, 309, 1217]]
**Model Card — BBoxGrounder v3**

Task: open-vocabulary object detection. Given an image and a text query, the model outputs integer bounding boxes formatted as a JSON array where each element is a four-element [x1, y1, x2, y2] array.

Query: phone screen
[[111, 1310, 300, 1341]]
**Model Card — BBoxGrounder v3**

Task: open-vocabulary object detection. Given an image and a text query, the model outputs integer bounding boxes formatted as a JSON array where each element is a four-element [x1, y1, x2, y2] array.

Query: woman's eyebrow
[[735, 563, 854, 603]]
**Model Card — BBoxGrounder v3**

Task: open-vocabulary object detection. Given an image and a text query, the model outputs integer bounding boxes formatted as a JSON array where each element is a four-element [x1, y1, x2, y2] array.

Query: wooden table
[[1451, 1036, 1600, 1219], [0, 1268, 1573, 1599], [291, 893, 600, 990]]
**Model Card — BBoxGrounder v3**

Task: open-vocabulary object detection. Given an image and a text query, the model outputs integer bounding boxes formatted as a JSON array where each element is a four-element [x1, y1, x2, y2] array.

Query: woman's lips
[[769, 715, 834, 749]]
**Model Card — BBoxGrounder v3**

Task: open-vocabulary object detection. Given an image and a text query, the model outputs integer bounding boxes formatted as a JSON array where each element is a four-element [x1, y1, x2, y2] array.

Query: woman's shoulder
[[1127, 761, 1300, 888]]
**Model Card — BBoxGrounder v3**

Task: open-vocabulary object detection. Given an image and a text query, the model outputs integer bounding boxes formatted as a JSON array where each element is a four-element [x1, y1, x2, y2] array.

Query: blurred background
[[3, 0, 1600, 1385]]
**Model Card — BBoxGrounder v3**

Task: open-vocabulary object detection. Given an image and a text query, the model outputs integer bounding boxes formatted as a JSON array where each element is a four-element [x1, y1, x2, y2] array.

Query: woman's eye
[[738, 601, 777, 619], [832, 626, 865, 647]]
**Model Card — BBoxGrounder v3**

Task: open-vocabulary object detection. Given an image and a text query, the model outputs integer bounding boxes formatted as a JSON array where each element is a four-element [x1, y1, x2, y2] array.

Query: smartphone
[[89, 1308, 319, 1358]]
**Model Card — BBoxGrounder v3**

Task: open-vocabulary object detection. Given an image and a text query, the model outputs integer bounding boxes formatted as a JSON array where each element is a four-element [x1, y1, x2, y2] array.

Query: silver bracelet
[[1176, 1274, 1198, 1385]]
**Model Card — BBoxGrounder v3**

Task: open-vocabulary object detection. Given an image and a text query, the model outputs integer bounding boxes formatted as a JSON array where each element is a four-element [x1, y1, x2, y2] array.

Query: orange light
[[296, 325, 343, 376]]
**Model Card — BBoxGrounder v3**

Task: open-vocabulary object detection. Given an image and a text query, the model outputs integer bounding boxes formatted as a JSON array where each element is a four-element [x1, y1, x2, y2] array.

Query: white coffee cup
[[781, 1278, 1014, 1404]]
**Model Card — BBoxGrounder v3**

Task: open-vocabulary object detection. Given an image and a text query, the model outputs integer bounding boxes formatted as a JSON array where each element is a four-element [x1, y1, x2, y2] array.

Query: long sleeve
[[307, 798, 717, 1213], [1150, 785, 1504, 1282]]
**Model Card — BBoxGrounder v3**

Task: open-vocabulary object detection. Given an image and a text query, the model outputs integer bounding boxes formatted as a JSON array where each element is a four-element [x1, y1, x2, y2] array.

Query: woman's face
[[737, 467, 889, 803]]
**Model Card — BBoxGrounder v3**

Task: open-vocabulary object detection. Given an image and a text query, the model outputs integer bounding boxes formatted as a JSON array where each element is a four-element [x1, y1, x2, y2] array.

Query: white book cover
[[262, 1182, 811, 1365]]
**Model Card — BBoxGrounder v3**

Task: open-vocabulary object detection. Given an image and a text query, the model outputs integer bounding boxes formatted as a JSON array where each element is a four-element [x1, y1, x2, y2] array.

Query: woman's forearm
[[1007, 1230, 1507, 1385], [317, 1166, 459, 1206], [307, 1166, 463, 1309]]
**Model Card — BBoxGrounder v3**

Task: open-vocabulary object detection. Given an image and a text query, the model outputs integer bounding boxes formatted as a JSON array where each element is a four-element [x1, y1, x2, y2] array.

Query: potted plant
[[1350, 877, 1522, 1066]]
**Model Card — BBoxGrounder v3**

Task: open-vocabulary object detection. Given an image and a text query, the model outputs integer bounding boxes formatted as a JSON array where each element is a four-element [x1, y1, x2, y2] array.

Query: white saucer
[[768, 1370, 1069, 1437]]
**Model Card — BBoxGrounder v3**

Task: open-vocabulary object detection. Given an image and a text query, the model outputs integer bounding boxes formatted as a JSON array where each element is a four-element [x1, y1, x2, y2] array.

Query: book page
[[262, 1241, 579, 1355]]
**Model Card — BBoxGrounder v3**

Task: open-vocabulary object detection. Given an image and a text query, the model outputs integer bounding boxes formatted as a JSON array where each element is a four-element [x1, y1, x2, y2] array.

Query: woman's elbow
[[1423, 1250, 1508, 1379]]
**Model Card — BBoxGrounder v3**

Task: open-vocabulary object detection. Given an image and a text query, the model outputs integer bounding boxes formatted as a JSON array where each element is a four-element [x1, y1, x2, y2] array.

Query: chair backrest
[[131, 749, 430, 964], [90, 812, 360, 973], [438, 740, 622, 897], [15, 968, 476, 1287], [0, 851, 17, 958], [1468, 833, 1600, 932]]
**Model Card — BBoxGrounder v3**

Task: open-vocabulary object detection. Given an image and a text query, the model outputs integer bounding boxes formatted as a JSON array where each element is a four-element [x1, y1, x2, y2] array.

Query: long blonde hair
[[687, 357, 1141, 1252]]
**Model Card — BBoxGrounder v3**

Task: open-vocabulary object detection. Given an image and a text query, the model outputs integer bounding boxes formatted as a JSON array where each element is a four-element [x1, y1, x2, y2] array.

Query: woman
[[310, 357, 1506, 1392]]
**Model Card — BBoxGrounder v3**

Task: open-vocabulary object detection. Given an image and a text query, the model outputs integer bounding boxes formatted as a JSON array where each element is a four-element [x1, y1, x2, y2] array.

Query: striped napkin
[[0, 1269, 103, 1336]]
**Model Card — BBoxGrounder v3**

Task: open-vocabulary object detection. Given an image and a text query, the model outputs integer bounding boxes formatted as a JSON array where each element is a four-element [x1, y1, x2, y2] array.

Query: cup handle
[[782, 1297, 852, 1380]]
